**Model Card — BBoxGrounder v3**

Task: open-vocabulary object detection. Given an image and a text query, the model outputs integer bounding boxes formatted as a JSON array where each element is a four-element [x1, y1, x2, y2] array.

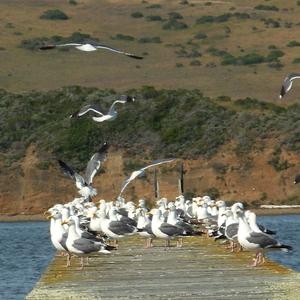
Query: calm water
[[0, 221, 54, 300], [258, 214, 300, 272], [0, 215, 299, 300]]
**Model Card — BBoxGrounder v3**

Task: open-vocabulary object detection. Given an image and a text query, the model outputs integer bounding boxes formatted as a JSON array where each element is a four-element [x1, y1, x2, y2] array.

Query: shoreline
[[1, 207, 300, 221]]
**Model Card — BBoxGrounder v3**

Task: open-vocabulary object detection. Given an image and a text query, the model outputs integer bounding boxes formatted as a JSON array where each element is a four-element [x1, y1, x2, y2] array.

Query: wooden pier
[[27, 236, 300, 299]]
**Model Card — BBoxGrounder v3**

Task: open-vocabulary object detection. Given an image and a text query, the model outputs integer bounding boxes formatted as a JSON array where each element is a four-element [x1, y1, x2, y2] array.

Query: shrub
[[190, 60, 201, 66], [131, 11, 144, 18], [162, 19, 188, 30], [69, 0, 77, 5], [194, 32, 207, 40], [254, 5, 279, 11], [146, 4, 162, 9], [293, 58, 300, 64], [168, 12, 183, 20], [268, 62, 283, 69], [196, 15, 214, 24], [138, 36, 161, 43], [175, 63, 184, 68], [40, 9, 69, 20], [111, 34, 135, 41], [211, 162, 228, 174], [263, 18, 280, 28], [287, 40, 300, 47], [146, 15, 163, 21]]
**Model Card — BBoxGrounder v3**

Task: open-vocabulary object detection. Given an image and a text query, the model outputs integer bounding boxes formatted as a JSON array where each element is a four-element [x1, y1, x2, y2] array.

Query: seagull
[[279, 73, 300, 98], [58, 142, 108, 199], [118, 158, 175, 197], [39, 40, 143, 59], [64, 217, 115, 269], [70, 95, 135, 123], [237, 208, 292, 267]]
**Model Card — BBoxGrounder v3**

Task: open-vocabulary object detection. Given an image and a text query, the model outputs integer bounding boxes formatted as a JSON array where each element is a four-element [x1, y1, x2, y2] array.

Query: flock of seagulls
[[45, 194, 292, 269]]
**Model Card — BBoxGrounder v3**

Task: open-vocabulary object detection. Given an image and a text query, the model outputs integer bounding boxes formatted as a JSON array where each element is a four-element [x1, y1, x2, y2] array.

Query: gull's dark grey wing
[[108, 221, 136, 235], [225, 223, 238, 239], [40, 43, 83, 50], [73, 238, 103, 254], [85, 142, 109, 184], [159, 223, 184, 236], [93, 43, 143, 59], [118, 95, 135, 103], [58, 160, 85, 188], [247, 232, 277, 248], [144, 223, 153, 235]]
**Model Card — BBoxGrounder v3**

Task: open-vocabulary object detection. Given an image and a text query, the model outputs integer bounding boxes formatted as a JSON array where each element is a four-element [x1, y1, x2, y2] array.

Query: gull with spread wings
[[279, 73, 300, 98], [39, 40, 143, 59], [58, 142, 108, 200], [118, 159, 175, 197], [70, 95, 135, 123]]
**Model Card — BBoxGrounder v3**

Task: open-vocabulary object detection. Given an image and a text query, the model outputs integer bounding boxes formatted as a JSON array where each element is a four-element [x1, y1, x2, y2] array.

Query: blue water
[[0, 221, 54, 300], [258, 214, 300, 272]]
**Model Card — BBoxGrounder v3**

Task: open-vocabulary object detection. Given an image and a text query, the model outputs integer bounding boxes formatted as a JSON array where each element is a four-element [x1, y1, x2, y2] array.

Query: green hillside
[[1, 86, 300, 173]]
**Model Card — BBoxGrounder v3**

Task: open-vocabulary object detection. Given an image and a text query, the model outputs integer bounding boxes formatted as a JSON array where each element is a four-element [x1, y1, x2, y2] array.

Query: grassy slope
[[0, 0, 300, 101]]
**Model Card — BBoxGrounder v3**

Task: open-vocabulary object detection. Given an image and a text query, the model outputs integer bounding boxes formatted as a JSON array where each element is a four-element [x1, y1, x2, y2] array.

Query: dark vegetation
[[40, 9, 69, 20], [254, 5, 279, 12], [195, 12, 250, 25], [1, 87, 300, 173], [207, 47, 284, 66]]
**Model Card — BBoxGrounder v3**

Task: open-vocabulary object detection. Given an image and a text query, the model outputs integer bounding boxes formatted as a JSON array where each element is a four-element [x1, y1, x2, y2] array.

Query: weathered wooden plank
[[27, 236, 300, 300]]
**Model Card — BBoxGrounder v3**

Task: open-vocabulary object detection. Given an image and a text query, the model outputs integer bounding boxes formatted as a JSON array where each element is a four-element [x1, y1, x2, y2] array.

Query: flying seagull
[[39, 41, 143, 59], [70, 95, 135, 123], [118, 158, 175, 197], [58, 142, 108, 199], [279, 73, 300, 99]]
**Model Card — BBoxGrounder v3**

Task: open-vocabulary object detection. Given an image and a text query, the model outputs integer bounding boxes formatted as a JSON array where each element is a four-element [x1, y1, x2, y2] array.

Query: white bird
[[236, 208, 292, 267], [64, 217, 114, 269], [39, 40, 143, 59], [70, 95, 135, 123], [58, 142, 108, 199], [118, 158, 175, 197], [279, 73, 300, 98]]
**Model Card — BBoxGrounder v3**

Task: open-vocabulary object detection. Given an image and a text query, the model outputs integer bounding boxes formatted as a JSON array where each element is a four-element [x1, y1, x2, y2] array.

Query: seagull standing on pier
[[39, 40, 143, 59], [70, 95, 135, 123], [236, 208, 292, 267], [279, 73, 300, 98], [58, 142, 108, 199]]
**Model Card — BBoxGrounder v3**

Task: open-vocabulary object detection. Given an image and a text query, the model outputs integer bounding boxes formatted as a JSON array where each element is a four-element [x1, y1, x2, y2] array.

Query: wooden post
[[154, 168, 160, 199], [178, 162, 184, 195]]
